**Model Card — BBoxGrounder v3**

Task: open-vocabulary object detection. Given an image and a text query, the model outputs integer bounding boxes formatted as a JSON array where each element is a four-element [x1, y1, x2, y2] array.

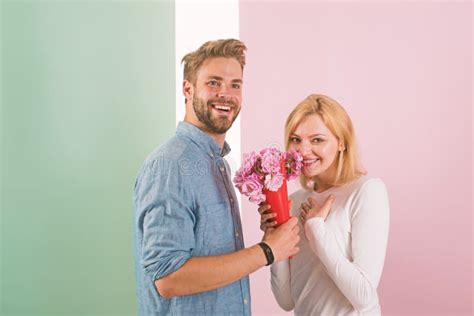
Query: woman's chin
[[303, 170, 319, 178]]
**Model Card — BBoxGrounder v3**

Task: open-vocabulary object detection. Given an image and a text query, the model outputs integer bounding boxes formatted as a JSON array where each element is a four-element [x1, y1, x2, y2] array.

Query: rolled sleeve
[[135, 157, 196, 281]]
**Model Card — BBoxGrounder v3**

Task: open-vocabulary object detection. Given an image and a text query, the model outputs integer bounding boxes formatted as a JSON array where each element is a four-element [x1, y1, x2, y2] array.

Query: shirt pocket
[[203, 202, 235, 255]]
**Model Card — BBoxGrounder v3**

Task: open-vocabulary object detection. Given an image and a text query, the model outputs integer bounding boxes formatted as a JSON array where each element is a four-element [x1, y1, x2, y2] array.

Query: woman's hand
[[258, 200, 293, 232], [258, 204, 277, 232], [299, 195, 335, 225]]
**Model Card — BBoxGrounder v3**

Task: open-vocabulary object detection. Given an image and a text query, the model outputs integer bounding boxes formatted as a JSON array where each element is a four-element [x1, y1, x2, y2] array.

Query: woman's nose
[[299, 142, 311, 155]]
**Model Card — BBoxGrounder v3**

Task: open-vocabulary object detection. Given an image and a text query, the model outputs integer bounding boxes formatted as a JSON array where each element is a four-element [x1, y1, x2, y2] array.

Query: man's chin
[[208, 124, 232, 134], [207, 118, 234, 134]]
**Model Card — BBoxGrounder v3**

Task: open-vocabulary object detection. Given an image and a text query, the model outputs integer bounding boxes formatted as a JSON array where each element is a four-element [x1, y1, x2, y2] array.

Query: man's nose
[[216, 85, 232, 101]]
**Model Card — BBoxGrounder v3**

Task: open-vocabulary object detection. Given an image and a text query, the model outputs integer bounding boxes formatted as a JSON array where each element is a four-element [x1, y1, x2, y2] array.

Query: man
[[133, 39, 300, 315]]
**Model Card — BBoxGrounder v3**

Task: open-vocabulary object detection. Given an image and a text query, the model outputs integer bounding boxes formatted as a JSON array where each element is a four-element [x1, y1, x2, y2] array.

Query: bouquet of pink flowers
[[233, 148, 303, 205]]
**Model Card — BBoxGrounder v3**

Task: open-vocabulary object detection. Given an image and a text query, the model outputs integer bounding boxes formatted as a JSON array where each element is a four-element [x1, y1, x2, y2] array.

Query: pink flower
[[264, 173, 284, 192], [233, 147, 303, 206], [242, 151, 259, 174], [240, 174, 263, 196], [284, 149, 303, 181], [260, 148, 281, 174], [233, 171, 246, 193], [249, 192, 266, 204]]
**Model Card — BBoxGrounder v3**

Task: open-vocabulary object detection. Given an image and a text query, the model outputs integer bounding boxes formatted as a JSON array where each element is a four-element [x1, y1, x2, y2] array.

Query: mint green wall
[[1, 1, 175, 314]]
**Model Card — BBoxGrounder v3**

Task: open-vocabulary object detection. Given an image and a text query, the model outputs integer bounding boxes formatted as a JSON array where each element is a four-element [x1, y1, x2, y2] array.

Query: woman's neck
[[313, 164, 337, 193]]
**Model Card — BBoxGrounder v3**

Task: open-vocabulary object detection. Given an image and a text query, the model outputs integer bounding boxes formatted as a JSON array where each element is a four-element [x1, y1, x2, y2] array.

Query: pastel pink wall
[[239, 2, 472, 315]]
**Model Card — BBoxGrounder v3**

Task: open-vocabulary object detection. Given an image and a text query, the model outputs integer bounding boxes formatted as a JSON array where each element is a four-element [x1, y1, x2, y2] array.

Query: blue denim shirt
[[133, 122, 251, 315]]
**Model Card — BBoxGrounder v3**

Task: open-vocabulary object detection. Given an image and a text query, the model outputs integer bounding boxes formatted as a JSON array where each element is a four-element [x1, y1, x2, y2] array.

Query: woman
[[259, 94, 390, 315]]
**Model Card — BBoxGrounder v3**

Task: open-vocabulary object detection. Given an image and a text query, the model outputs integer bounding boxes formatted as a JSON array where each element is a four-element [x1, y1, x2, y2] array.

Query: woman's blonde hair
[[284, 94, 366, 190]]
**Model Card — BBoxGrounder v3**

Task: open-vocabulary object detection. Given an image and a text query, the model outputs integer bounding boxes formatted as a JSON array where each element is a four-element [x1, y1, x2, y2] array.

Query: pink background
[[239, 2, 472, 315]]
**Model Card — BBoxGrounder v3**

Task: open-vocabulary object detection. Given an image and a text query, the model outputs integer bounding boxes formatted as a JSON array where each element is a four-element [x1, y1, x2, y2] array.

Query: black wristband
[[258, 242, 274, 266]]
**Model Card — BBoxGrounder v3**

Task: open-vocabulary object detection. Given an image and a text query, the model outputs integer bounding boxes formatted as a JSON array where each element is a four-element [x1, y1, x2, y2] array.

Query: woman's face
[[288, 114, 340, 178]]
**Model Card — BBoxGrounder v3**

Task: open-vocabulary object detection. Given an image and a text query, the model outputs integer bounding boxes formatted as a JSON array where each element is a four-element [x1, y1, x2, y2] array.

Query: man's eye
[[208, 80, 219, 86], [232, 83, 241, 89]]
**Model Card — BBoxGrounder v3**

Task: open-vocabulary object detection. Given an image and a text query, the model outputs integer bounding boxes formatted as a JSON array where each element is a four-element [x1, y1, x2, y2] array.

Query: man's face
[[190, 57, 243, 134]]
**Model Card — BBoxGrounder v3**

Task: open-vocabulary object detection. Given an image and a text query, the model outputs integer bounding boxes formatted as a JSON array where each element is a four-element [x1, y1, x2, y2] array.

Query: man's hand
[[262, 217, 300, 261]]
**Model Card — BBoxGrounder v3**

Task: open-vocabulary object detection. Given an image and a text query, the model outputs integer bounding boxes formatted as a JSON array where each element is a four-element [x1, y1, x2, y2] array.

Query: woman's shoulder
[[346, 175, 388, 199], [353, 175, 385, 188], [346, 176, 390, 219]]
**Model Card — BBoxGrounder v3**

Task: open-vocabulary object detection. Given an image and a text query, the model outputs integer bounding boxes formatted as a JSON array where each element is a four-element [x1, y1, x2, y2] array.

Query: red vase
[[263, 160, 290, 226]]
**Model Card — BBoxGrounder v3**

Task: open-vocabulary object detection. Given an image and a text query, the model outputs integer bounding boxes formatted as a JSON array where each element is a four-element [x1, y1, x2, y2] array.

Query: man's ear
[[183, 80, 193, 102]]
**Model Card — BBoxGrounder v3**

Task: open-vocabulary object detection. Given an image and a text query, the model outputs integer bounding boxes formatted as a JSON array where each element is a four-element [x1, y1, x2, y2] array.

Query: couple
[[133, 39, 390, 315]]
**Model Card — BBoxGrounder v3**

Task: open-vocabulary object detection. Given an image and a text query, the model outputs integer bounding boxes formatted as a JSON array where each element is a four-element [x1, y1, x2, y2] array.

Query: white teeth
[[214, 104, 231, 111], [303, 159, 319, 165]]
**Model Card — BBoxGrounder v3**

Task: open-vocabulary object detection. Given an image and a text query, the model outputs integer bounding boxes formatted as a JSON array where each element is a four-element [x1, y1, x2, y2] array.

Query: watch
[[258, 242, 274, 266]]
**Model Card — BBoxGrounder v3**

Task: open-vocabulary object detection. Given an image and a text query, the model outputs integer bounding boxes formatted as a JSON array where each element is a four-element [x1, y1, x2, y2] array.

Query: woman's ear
[[338, 141, 346, 152]]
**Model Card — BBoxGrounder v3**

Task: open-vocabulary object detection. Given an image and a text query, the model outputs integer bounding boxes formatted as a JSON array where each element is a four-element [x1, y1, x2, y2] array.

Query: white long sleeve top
[[271, 176, 390, 315]]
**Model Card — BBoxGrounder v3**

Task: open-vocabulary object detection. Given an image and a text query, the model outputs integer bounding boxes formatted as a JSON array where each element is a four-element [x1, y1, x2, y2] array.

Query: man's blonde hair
[[181, 39, 247, 85], [284, 94, 366, 190]]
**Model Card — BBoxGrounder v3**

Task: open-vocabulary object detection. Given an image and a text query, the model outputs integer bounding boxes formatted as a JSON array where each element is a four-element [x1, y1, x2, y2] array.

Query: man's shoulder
[[144, 134, 202, 166]]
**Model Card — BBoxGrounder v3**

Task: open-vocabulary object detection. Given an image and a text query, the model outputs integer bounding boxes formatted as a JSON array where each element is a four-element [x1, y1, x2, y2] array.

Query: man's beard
[[193, 96, 240, 134]]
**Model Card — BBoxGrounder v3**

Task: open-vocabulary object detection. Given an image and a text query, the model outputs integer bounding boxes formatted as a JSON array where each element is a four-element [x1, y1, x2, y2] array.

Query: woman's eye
[[312, 138, 324, 143], [290, 137, 300, 143]]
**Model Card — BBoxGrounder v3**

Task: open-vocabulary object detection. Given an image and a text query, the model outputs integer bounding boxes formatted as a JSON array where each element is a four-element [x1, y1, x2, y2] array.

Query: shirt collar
[[176, 121, 231, 158]]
